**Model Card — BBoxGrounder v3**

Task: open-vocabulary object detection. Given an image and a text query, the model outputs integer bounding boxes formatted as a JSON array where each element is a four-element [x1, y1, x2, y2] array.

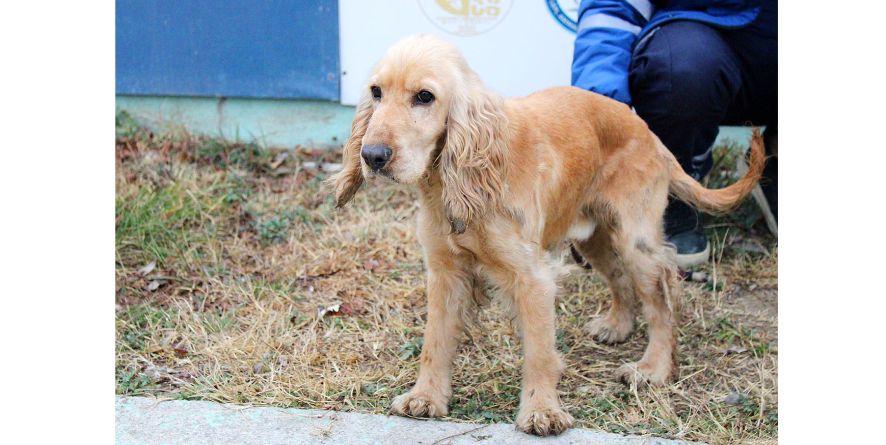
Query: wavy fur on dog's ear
[[331, 93, 373, 208], [439, 77, 509, 233]]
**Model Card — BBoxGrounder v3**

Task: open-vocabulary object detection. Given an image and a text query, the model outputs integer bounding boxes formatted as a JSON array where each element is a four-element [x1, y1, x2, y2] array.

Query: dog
[[331, 34, 764, 436]]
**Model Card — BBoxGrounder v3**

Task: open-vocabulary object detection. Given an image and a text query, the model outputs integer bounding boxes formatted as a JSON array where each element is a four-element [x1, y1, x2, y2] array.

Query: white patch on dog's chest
[[566, 218, 596, 241]]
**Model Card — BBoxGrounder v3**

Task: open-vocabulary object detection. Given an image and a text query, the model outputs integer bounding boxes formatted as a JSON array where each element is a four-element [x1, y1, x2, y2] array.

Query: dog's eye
[[370, 86, 382, 100], [415, 90, 435, 105]]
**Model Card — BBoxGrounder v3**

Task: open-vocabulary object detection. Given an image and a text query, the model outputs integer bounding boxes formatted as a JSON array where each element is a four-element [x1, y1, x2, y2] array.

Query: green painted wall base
[[116, 95, 756, 151], [116, 95, 355, 148], [715, 126, 758, 148]]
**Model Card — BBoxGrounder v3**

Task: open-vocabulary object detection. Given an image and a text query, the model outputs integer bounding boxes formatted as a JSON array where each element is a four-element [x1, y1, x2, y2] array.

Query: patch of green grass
[[398, 337, 424, 360], [196, 139, 227, 163], [589, 396, 627, 416], [254, 210, 295, 244], [115, 110, 142, 139], [449, 393, 512, 423], [712, 318, 750, 344], [195, 139, 266, 170], [710, 317, 773, 357], [216, 173, 251, 205], [711, 394, 778, 430], [704, 280, 726, 292], [555, 328, 571, 353], [119, 303, 173, 350], [116, 180, 224, 266], [201, 309, 236, 334], [121, 328, 146, 352], [253, 278, 296, 300], [117, 367, 155, 395]]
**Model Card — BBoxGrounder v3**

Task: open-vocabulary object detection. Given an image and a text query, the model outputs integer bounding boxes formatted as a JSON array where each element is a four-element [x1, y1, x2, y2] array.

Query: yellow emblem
[[419, 0, 514, 36]]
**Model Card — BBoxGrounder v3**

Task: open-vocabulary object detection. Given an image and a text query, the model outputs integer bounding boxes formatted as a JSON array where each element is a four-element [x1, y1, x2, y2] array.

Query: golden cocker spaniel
[[332, 34, 764, 436]]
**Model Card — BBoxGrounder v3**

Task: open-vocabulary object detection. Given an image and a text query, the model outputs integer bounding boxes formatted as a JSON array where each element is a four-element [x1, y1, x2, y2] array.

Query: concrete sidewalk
[[116, 396, 703, 445]]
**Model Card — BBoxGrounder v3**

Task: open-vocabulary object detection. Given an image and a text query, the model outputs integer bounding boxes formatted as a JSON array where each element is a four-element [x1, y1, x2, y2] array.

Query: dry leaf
[[339, 297, 365, 316], [138, 261, 156, 276], [722, 346, 748, 355], [690, 271, 708, 282], [269, 151, 289, 169], [172, 343, 189, 358], [723, 392, 745, 405], [317, 303, 342, 318], [321, 162, 342, 173]]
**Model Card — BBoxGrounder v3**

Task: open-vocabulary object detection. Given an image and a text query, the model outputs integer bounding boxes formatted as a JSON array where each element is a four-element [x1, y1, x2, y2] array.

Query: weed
[[398, 337, 424, 360], [116, 179, 221, 266], [117, 368, 154, 394], [115, 111, 142, 139], [254, 210, 294, 244]]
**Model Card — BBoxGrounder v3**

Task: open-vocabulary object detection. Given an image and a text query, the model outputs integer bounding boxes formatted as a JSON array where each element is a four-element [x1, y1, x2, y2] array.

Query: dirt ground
[[115, 117, 777, 445]]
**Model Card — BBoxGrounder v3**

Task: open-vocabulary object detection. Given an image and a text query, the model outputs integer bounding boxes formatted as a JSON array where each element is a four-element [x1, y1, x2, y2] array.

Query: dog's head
[[331, 34, 508, 233]]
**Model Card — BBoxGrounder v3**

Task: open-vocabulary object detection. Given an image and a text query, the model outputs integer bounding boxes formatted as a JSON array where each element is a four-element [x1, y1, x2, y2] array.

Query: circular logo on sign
[[418, 0, 514, 37], [546, 0, 580, 33]]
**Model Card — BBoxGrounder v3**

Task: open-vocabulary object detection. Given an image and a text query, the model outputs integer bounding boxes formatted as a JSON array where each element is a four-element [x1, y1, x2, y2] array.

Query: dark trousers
[[629, 1, 777, 232]]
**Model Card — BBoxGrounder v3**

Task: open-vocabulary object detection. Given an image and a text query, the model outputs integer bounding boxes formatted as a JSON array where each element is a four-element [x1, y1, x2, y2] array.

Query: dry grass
[[115, 115, 777, 445]]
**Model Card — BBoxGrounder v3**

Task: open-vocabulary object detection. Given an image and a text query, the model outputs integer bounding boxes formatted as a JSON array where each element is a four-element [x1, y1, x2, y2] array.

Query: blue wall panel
[[116, 0, 339, 100]]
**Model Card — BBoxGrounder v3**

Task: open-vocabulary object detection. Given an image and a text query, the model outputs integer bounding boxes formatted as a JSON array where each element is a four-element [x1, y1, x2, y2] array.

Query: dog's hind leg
[[574, 229, 637, 344], [609, 212, 682, 387]]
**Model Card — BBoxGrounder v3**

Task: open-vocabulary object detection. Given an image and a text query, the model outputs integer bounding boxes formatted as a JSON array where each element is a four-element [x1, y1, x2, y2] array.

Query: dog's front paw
[[390, 389, 449, 418], [515, 403, 574, 436], [615, 359, 673, 387]]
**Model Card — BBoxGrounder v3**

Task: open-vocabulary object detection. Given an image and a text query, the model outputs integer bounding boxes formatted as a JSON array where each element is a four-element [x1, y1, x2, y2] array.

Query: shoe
[[665, 199, 710, 269], [669, 228, 711, 270]]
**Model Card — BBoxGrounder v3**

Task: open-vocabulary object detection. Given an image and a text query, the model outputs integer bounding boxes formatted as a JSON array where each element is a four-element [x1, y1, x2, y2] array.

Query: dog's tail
[[666, 128, 766, 214]]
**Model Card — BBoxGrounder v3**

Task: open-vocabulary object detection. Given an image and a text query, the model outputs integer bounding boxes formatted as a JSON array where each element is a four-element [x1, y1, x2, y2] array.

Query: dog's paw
[[614, 360, 673, 387], [515, 404, 574, 436], [390, 390, 449, 418], [584, 315, 633, 344]]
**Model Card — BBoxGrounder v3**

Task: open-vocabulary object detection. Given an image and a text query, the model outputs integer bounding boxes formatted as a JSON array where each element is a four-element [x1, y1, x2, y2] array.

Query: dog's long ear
[[439, 80, 508, 233], [330, 93, 373, 208]]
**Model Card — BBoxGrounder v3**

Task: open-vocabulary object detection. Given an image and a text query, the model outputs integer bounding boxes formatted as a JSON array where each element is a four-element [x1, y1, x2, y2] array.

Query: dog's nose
[[361, 144, 392, 171]]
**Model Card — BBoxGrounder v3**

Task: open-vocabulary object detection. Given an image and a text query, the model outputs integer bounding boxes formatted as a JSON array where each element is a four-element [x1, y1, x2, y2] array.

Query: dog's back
[[501, 86, 669, 248]]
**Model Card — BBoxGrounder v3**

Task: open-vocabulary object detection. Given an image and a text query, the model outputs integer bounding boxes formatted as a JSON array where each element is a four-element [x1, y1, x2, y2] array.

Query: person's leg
[[629, 21, 744, 268], [722, 0, 778, 228], [722, 0, 777, 127]]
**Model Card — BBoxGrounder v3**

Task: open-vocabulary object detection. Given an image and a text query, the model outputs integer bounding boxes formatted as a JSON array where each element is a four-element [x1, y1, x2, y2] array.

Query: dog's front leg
[[390, 238, 470, 418], [487, 260, 574, 436]]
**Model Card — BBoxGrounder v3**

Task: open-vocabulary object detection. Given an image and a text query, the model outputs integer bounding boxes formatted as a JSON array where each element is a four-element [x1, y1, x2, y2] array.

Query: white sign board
[[338, 0, 580, 106]]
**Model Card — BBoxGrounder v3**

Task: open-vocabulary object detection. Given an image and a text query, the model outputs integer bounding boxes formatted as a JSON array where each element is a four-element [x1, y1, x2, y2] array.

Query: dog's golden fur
[[332, 35, 764, 436]]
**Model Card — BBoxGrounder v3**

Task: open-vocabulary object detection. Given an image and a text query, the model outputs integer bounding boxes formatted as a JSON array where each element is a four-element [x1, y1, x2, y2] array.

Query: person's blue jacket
[[571, 0, 762, 106]]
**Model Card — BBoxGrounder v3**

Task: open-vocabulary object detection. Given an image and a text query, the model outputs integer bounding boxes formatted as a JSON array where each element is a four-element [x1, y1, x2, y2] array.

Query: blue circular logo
[[546, 0, 579, 33]]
